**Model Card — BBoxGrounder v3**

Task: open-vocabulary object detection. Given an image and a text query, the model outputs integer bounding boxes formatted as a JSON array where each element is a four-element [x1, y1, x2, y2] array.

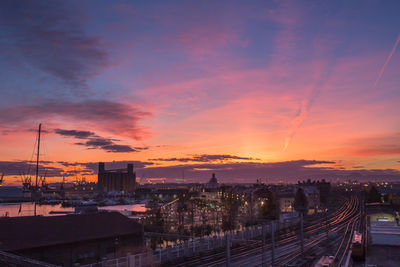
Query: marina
[[0, 201, 147, 217]]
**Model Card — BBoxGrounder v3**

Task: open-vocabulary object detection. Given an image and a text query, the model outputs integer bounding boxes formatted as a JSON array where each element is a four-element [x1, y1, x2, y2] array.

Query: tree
[[197, 199, 209, 235], [176, 193, 190, 234], [294, 188, 308, 215], [259, 193, 278, 221], [221, 191, 241, 231], [366, 186, 381, 203], [144, 195, 165, 234], [144, 207, 164, 233]]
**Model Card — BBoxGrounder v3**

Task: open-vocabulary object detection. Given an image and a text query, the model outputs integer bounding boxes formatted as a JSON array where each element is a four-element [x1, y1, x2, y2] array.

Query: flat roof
[[0, 212, 142, 251], [369, 215, 400, 246]]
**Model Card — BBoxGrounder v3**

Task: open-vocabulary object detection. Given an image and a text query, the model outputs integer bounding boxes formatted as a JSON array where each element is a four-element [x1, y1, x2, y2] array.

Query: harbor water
[[0, 186, 147, 217], [0, 202, 147, 217]]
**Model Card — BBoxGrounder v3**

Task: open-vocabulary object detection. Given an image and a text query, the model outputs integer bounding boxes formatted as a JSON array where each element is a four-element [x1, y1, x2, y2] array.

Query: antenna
[[60, 176, 66, 191], [35, 123, 42, 188]]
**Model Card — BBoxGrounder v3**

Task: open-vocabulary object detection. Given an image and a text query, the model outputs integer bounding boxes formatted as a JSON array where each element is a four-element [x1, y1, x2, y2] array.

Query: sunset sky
[[1, 0, 399, 184]]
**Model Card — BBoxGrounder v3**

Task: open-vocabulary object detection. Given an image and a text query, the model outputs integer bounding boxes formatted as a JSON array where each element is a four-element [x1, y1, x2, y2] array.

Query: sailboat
[[21, 124, 43, 200], [21, 173, 33, 198]]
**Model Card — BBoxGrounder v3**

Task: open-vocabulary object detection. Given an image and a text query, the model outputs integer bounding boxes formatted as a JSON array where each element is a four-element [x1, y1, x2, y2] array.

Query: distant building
[[278, 191, 295, 213], [254, 186, 271, 200], [154, 188, 188, 201], [301, 186, 320, 214], [379, 188, 400, 205], [205, 173, 219, 189], [298, 179, 330, 205], [0, 212, 143, 266], [97, 162, 136, 193], [199, 190, 222, 203]]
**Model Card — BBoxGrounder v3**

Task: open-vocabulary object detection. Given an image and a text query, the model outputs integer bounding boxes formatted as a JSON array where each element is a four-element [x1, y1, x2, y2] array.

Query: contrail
[[283, 101, 307, 152], [282, 86, 321, 152], [374, 34, 400, 87], [282, 60, 332, 152]]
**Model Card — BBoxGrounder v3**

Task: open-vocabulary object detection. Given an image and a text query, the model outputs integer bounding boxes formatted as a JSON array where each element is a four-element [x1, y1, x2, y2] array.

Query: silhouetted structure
[[298, 179, 331, 204], [367, 186, 382, 203], [294, 188, 308, 215], [205, 173, 219, 189], [98, 162, 136, 193]]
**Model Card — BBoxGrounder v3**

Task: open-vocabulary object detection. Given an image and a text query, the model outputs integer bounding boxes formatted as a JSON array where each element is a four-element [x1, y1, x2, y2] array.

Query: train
[[351, 231, 365, 260]]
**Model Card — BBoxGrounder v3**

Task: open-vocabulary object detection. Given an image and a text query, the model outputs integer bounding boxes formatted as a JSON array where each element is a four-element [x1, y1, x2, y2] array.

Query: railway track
[[334, 204, 362, 266], [169, 196, 359, 267], [276, 197, 360, 267], [262, 196, 360, 267]]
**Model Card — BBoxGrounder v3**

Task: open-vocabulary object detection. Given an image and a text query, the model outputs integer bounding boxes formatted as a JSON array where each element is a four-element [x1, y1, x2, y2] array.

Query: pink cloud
[[0, 99, 152, 140]]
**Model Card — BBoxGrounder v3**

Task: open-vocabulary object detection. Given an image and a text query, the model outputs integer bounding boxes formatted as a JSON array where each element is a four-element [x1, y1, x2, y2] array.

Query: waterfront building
[[97, 162, 136, 193]]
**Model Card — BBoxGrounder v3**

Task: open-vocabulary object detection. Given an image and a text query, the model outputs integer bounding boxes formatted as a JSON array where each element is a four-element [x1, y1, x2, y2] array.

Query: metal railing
[[0, 251, 60, 267]]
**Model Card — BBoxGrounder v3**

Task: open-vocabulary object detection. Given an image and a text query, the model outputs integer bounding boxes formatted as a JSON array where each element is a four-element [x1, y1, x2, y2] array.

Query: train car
[[314, 255, 336, 267], [351, 231, 365, 260]]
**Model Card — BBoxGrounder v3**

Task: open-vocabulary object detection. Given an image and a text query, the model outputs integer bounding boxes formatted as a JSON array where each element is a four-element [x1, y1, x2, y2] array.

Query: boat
[[38, 199, 62, 205], [19, 124, 45, 200], [98, 198, 119, 206], [62, 199, 83, 207], [81, 200, 97, 206], [49, 210, 74, 215]]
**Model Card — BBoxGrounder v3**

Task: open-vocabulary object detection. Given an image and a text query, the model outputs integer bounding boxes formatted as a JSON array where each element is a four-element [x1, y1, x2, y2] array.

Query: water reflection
[[0, 202, 146, 217]]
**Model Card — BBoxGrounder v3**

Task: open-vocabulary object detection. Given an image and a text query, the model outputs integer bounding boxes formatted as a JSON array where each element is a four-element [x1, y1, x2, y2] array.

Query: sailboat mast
[[35, 123, 41, 188]]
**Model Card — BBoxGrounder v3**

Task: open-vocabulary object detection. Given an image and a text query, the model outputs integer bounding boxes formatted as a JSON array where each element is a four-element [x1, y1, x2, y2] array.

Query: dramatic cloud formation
[[0, 0, 108, 89], [81, 161, 155, 173], [0, 161, 67, 178], [134, 160, 400, 183], [54, 129, 94, 139], [55, 128, 148, 153], [149, 154, 259, 163], [57, 161, 84, 167], [344, 133, 400, 156], [0, 1, 399, 182], [2, 159, 400, 186], [0, 99, 151, 138], [75, 138, 147, 153]]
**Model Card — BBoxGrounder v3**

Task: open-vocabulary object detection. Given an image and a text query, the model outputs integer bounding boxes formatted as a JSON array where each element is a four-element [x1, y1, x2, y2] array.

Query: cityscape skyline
[[1, 0, 400, 184], [0, 2, 400, 266]]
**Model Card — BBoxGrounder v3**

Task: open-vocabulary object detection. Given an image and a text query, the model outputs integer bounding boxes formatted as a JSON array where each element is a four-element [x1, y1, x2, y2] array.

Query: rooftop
[[0, 211, 142, 251], [369, 213, 400, 246]]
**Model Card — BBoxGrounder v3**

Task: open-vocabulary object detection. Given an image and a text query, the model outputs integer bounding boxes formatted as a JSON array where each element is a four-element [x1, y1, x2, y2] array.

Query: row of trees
[[259, 188, 309, 221], [366, 186, 382, 203], [145, 187, 311, 235]]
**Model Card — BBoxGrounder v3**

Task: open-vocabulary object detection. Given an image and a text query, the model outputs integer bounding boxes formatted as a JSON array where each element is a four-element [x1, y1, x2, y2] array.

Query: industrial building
[[97, 162, 136, 193]]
